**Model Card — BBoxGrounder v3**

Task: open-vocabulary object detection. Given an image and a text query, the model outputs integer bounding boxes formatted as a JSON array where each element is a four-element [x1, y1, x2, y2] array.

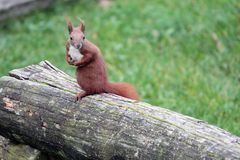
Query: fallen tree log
[[0, 0, 52, 21], [0, 60, 239, 160]]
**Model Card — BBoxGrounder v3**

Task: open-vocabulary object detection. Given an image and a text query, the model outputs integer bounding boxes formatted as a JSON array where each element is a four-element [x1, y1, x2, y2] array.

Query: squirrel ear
[[79, 19, 85, 32], [66, 16, 73, 34]]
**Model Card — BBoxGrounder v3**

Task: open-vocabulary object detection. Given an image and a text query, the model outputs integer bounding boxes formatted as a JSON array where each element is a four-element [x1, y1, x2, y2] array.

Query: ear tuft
[[79, 18, 85, 32], [66, 16, 73, 34]]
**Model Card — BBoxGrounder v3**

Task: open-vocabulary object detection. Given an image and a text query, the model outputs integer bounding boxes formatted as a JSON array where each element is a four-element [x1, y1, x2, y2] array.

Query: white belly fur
[[69, 45, 83, 61]]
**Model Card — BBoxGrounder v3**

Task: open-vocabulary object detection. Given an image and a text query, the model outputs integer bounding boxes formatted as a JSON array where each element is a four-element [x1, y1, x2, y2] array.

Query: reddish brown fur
[[65, 17, 139, 101]]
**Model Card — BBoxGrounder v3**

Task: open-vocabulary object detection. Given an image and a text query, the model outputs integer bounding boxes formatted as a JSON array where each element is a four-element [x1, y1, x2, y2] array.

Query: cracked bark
[[0, 60, 239, 160]]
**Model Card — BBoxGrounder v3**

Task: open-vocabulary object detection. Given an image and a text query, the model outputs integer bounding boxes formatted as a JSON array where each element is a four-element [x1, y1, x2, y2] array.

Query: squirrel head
[[66, 16, 86, 49]]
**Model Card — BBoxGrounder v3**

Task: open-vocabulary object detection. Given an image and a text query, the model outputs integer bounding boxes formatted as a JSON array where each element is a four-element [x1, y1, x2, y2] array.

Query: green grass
[[0, 0, 239, 136]]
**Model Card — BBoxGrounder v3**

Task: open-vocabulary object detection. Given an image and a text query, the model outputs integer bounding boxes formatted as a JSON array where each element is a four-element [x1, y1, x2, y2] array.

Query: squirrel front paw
[[75, 91, 87, 102], [67, 56, 75, 65]]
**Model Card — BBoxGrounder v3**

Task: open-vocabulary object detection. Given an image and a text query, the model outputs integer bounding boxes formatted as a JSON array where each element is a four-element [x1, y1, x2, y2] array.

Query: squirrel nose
[[76, 44, 80, 48]]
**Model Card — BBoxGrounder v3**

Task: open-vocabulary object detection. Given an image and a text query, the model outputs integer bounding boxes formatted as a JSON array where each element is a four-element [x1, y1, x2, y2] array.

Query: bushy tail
[[106, 82, 139, 100]]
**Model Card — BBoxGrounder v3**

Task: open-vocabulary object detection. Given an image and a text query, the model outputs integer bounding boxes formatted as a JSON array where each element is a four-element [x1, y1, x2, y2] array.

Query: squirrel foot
[[75, 91, 87, 102]]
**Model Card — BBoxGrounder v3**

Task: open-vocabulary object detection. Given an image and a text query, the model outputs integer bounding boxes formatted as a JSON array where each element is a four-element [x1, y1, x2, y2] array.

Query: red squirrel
[[65, 17, 139, 101]]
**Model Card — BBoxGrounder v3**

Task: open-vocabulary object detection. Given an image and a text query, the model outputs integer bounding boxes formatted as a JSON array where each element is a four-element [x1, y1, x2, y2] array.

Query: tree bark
[[0, 60, 239, 160]]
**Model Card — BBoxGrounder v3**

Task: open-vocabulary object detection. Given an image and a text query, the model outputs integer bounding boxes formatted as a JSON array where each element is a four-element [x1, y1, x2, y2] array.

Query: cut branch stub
[[0, 135, 41, 160]]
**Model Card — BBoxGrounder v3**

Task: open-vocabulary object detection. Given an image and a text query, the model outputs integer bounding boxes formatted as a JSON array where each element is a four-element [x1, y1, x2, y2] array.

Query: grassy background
[[0, 0, 239, 136]]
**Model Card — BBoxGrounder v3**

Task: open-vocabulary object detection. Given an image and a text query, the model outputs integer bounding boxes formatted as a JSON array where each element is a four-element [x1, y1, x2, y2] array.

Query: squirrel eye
[[83, 36, 85, 40], [70, 37, 73, 40]]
